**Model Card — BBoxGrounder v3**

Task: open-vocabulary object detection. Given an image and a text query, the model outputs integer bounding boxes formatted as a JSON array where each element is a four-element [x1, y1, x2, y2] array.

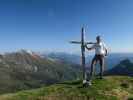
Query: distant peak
[[17, 49, 34, 54]]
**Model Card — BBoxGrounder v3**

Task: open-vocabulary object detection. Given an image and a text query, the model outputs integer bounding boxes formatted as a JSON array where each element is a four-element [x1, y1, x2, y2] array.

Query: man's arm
[[85, 44, 93, 50]]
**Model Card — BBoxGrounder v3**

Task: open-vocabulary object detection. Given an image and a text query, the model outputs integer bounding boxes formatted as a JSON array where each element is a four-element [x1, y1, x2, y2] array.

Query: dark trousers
[[90, 54, 104, 79]]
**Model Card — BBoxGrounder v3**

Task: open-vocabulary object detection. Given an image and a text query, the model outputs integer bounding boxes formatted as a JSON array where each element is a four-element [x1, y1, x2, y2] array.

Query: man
[[85, 35, 108, 85]]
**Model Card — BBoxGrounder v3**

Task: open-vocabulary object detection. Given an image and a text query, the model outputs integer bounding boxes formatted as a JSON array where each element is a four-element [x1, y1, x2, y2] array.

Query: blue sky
[[0, 0, 132, 53]]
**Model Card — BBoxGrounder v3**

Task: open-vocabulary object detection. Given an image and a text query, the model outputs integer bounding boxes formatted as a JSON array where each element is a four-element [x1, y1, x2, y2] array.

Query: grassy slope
[[0, 76, 133, 100]]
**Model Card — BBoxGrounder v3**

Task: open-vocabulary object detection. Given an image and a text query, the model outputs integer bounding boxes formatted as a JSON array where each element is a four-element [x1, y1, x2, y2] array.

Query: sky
[[0, 0, 133, 53]]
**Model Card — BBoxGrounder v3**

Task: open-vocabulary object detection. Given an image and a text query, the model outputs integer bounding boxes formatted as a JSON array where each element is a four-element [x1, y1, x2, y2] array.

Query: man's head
[[96, 35, 102, 43]]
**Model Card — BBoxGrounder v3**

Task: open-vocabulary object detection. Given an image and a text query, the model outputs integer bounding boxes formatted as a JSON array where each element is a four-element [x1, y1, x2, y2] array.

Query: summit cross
[[70, 27, 95, 80]]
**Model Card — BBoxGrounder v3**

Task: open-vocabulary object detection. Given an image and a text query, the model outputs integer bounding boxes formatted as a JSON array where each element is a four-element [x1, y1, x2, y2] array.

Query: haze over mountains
[[44, 52, 133, 70]]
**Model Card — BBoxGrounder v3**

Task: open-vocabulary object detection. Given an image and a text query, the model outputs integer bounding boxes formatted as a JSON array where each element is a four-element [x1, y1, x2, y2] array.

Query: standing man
[[85, 35, 108, 85]]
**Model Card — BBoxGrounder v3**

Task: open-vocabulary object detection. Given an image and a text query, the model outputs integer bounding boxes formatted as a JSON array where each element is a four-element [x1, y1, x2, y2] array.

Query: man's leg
[[84, 57, 97, 86], [90, 56, 97, 80], [99, 56, 104, 79]]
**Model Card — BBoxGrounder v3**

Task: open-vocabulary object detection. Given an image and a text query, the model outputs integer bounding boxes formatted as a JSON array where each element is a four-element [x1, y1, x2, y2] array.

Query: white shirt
[[91, 42, 107, 55]]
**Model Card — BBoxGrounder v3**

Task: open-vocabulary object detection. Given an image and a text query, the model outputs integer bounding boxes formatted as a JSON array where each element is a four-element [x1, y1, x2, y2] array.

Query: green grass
[[0, 76, 133, 100]]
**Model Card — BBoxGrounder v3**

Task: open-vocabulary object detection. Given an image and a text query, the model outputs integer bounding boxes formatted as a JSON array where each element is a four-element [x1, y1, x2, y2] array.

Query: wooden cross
[[70, 27, 94, 80]]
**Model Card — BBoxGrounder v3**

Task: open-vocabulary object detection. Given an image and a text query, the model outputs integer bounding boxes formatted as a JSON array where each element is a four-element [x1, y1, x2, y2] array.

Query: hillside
[[104, 59, 133, 76], [0, 50, 81, 94], [0, 76, 133, 100]]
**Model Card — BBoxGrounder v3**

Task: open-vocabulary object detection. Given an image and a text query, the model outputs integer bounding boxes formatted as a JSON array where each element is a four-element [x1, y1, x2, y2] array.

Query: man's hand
[[105, 49, 108, 56], [84, 43, 88, 48]]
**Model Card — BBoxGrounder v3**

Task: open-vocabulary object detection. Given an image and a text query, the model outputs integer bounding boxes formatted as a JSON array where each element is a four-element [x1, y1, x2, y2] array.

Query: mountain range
[[0, 50, 81, 94], [0, 50, 132, 95]]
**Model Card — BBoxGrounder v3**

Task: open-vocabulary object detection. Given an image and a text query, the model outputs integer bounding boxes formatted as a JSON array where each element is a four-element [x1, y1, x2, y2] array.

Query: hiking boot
[[99, 76, 103, 79]]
